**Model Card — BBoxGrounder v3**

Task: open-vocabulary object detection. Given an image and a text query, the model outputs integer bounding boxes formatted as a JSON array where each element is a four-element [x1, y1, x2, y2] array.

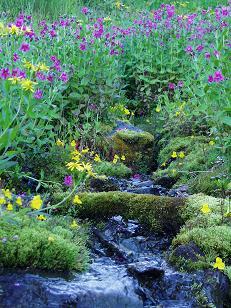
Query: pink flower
[[34, 89, 43, 99], [185, 45, 193, 55], [168, 83, 175, 90], [205, 52, 211, 59], [64, 175, 73, 187], [0, 68, 10, 79], [20, 42, 30, 52], [208, 75, 214, 83], [59, 72, 68, 83], [81, 7, 89, 15], [79, 43, 87, 51], [214, 71, 224, 83], [13, 53, 20, 62]]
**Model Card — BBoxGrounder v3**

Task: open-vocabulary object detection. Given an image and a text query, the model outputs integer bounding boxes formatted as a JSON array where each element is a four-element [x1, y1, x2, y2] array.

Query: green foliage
[[58, 191, 185, 233], [0, 210, 89, 271], [94, 161, 132, 178]]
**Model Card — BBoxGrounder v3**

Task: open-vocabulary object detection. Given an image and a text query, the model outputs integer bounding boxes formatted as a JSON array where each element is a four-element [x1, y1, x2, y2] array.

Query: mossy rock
[[59, 191, 185, 234], [110, 127, 155, 173], [94, 161, 132, 178], [169, 194, 231, 281], [153, 136, 218, 188], [0, 211, 89, 271]]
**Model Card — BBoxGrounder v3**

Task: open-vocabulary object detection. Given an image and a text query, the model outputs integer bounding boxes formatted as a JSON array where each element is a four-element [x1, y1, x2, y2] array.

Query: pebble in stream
[[0, 216, 229, 308]]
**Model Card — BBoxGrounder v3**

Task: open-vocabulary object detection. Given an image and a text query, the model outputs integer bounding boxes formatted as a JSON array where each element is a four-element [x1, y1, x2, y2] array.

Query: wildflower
[[161, 162, 166, 167], [155, 106, 161, 113], [0, 68, 10, 79], [214, 71, 224, 83], [59, 72, 68, 83], [0, 197, 6, 205], [20, 42, 30, 52], [213, 257, 225, 270], [81, 148, 89, 154], [8, 76, 22, 84], [70, 220, 78, 229], [56, 139, 64, 147], [113, 154, 119, 164], [94, 154, 101, 162], [23, 60, 34, 70], [48, 236, 55, 242], [2, 189, 12, 200], [168, 83, 175, 90], [104, 16, 112, 22], [73, 195, 82, 205], [20, 79, 37, 92], [34, 89, 43, 100], [171, 151, 178, 158], [15, 197, 22, 206], [201, 203, 211, 214], [209, 140, 215, 146], [64, 175, 73, 187], [30, 195, 43, 210], [9, 24, 20, 35], [121, 155, 126, 161], [13, 53, 20, 62], [79, 43, 87, 51], [37, 63, 49, 71], [71, 140, 76, 147], [178, 151, 185, 159], [66, 162, 84, 172], [37, 215, 47, 221], [7, 203, 13, 211], [123, 108, 130, 115], [81, 7, 89, 15], [175, 111, 181, 116]]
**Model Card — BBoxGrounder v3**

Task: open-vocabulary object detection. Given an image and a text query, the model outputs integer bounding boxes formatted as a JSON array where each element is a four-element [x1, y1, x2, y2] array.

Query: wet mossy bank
[[56, 191, 185, 234]]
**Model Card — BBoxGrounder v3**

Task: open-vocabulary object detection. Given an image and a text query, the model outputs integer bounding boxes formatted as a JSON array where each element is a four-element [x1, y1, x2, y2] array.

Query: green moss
[[111, 129, 154, 173], [94, 161, 132, 178], [0, 210, 89, 271], [60, 191, 185, 234], [153, 136, 219, 188], [169, 194, 231, 277]]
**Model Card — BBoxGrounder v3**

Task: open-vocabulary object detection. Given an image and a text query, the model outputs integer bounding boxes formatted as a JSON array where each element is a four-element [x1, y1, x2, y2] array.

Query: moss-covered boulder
[[109, 122, 155, 173], [59, 191, 185, 234], [94, 161, 132, 178], [169, 194, 231, 281], [0, 211, 89, 271], [153, 136, 219, 189]]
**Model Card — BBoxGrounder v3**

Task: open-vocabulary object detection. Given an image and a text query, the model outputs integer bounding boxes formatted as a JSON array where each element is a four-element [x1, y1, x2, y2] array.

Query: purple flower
[[0, 68, 10, 79], [64, 175, 73, 187], [20, 42, 30, 52], [185, 45, 193, 55], [34, 89, 43, 99], [208, 75, 214, 83], [214, 71, 224, 83], [205, 52, 211, 59], [81, 7, 89, 15], [168, 83, 175, 90], [13, 53, 20, 62], [214, 50, 220, 58], [196, 45, 204, 52], [79, 43, 87, 51], [59, 72, 68, 83], [177, 81, 184, 88]]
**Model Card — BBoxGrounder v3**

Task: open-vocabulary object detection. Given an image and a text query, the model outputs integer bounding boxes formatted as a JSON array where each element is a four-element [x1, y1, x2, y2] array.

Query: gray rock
[[172, 242, 205, 262]]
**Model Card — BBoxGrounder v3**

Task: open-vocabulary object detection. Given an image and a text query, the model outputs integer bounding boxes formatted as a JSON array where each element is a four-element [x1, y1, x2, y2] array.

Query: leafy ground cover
[[0, 0, 230, 278]]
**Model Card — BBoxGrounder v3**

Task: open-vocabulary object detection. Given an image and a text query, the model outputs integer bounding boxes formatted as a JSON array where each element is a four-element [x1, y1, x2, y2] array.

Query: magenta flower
[[20, 42, 30, 52], [13, 53, 20, 62], [185, 45, 193, 54], [196, 45, 204, 52], [79, 43, 87, 51], [208, 75, 214, 83], [64, 175, 73, 187], [0, 68, 10, 79], [168, 83, 175, 90], [59, 72, 68, 83], [205, 52, 211, 59], [214, 71, 224, 83], [81, 7, 89, 15], [34, 89, 43, 100]]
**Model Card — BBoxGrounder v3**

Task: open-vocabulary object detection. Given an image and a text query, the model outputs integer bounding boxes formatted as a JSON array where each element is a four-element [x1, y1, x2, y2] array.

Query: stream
[[0, 178, 229, 307]]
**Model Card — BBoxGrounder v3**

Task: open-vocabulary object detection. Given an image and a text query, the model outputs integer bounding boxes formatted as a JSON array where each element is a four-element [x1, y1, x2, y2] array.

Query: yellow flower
[[209, 140, 215, 146], [8, 76, 22, 84], [161, 162, 166, 167], [7, 203, 13, 211], [201, 203, 211, 214], [20, 79, 37, 92], [171, 151, 178, 158], [66, 162, 84, 172], [23, 60, 34, 70], [94, 154, 101, 162], [113, 154, 119, 164], [213, 257, 225, 270], [16, 197, 22, 206], [48, 236, 55, 243], [124, 108, 130, 115], [2, 189, 12, 200], [73, 195, 82, 205], [175, 111, 180, 116], [70, 220, 78, 229], [71, 140, 76, 147], [37, 63, 49, 71], [81, 148, 89, 154], [37, 215, 47, 221], [56, 139, 64, 147], [8, 24, 20, 35], [155, 106, 161, 113], [30, 195, 43, 210], [121, 155, 126, 161], [178, 151, 185, 159], [104, 16, 112, 22], [0, 197, 6, 205]]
